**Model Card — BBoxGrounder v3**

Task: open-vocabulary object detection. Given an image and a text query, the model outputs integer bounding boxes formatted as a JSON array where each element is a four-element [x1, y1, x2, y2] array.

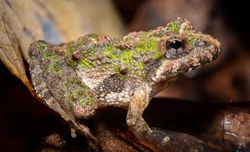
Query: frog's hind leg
[[29, 59, 102, 151]]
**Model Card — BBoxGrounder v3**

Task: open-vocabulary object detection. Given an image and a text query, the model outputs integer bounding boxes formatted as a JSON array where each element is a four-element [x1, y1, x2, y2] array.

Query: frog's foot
[[124, 122, 170, 151], [142, 129, 171, 150]]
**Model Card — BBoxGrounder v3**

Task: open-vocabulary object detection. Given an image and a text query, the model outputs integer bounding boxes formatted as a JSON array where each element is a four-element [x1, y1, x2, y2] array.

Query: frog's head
[[151, 18, 221, 82]]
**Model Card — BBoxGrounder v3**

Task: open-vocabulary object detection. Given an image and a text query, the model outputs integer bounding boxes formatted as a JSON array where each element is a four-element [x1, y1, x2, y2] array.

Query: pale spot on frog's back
[[76, 65, 113, 89]]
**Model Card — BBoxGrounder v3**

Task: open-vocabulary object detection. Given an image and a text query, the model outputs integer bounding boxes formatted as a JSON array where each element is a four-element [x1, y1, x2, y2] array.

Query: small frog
[[28, 18, 220, 150]]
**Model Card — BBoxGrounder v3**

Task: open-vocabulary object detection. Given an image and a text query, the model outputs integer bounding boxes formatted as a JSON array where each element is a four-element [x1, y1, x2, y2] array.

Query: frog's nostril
[[195, 40, 207, 47]]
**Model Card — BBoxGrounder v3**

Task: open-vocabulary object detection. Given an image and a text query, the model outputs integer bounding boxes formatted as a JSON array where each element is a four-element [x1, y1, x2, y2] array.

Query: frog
[[28, 18, 220, 150]]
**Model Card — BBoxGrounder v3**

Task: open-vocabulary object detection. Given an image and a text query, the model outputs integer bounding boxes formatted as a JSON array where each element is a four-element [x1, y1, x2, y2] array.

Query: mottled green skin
[[29, 18, 221, 148]]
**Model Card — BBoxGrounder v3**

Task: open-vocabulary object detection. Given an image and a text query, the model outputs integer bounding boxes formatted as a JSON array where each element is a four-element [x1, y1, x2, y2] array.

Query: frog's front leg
[[126, 84, 152, 136], [126, 84, 171, 150]]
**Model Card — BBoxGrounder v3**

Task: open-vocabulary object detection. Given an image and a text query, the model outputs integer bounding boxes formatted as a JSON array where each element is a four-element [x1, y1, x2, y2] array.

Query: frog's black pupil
[[170, 40, 182, 49]]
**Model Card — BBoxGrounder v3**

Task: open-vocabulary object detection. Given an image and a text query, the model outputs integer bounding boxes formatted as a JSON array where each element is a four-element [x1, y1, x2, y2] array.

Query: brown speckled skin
[[28, 18, 220, 148]]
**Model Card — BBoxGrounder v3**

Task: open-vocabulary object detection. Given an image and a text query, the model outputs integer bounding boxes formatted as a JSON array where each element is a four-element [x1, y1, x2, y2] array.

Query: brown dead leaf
[[0, 16, 33, 92]]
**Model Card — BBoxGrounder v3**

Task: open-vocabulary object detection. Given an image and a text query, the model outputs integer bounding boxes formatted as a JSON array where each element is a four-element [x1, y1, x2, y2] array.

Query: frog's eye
[[169, 39, 183, 50], [165, 39, 186, 59]]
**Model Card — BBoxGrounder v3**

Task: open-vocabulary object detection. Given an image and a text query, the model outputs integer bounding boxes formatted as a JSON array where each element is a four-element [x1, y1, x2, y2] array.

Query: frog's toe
[[145, 129, 171, 149]]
